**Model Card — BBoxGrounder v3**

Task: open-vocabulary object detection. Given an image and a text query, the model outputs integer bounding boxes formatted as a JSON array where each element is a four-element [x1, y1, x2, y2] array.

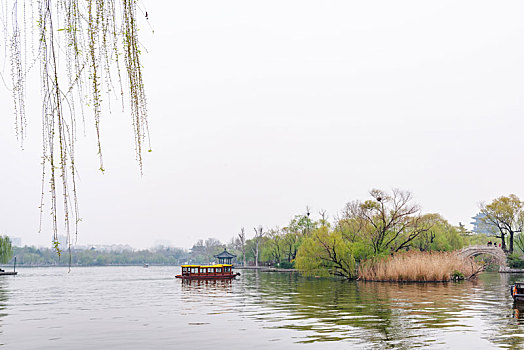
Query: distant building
[[471, 213, 497, 236]]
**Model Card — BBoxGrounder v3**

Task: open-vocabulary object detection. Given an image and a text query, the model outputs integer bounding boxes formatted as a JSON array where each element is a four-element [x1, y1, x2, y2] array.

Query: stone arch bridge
[[457, 245, 507, 267]]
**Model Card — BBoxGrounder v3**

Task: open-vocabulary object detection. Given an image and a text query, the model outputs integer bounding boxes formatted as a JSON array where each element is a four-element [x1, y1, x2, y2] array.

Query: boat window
[[190, 267, 197, 274], [216, 268, 222, 273], [208, 268, 214, 273], [225, 267, 230, 272], [200, 268, 207, 273]]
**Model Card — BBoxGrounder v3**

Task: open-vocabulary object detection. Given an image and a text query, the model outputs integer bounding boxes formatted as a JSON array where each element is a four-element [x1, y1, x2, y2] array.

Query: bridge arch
[[457, 245, 507, 267]]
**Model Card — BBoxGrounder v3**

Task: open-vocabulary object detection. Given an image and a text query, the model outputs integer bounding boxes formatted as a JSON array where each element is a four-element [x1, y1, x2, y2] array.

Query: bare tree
[[319, 209, 329, 227], [343, 189, 431, 254], [305, 206, 312, 235], [252, 226, 264, 267], [204, 238, 223, 263], [238, 228, 246, 267]]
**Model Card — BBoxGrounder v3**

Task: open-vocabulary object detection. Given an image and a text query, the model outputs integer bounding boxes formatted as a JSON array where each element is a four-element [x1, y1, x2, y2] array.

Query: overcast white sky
[[1, 0, 524, 249]]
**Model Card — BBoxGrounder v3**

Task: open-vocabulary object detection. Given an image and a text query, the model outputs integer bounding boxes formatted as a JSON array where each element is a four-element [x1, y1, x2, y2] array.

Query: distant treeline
[[9, 246, 188, 266]]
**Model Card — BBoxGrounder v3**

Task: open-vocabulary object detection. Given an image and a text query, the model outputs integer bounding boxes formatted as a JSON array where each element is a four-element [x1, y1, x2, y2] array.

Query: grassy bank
[[358, 251, 480, 282]]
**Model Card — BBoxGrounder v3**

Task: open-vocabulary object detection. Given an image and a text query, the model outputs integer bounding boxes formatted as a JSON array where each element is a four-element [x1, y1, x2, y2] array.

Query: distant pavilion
[[214, 249, 236, 265]]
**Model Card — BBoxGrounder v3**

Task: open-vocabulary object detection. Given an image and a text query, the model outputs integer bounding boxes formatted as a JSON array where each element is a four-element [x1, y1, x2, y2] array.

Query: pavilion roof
[[214, 249, 236, 259]]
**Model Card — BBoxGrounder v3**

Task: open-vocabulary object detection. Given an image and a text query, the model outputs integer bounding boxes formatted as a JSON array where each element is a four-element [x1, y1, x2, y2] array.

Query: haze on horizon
[[1, 0, 524, 250]]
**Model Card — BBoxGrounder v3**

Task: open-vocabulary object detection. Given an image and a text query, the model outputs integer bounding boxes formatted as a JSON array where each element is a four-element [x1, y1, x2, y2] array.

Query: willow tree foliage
[[2, 0, 150, 253], [0, 237, 13, 264], [412, 214, 465, 252], [295, 227, 356, 279]]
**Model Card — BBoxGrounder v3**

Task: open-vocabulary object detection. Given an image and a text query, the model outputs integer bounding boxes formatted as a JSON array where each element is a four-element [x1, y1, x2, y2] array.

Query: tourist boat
[[176, 248, 240, 280], [511, 282, 524, 302], [175, 264, 240, 280]]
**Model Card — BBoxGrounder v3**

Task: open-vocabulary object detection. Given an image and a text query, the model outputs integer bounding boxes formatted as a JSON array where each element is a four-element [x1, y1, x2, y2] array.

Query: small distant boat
[[0, 271, 16, 276], [511, 282, 524, 302], [143, 264, 149, 268], [0, 267, 16, 276], [176, 264, 240, 280]]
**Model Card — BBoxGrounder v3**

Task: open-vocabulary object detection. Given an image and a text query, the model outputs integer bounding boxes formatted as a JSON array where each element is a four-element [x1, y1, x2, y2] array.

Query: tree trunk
[[255, 241, 259, 267], [239, 228, 246, 267], [500, 233, 507, 251]]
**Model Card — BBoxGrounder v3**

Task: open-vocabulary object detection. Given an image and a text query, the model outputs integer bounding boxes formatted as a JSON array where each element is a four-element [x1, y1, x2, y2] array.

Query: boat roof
[[181, 264, 232, 268]]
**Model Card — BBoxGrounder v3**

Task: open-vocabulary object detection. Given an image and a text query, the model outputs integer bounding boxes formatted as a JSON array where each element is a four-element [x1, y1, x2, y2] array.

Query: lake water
[[0, 266, 523, 349]]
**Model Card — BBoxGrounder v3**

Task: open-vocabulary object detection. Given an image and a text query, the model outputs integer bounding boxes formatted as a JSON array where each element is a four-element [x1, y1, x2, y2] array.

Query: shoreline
[[500, 267, 524, 273], [234, 266, 296, 272]]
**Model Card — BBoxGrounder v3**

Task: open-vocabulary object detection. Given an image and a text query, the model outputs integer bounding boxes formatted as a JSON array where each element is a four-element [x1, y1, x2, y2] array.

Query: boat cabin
[[512, 282, 524, 302], [176, 264, 239, 280]]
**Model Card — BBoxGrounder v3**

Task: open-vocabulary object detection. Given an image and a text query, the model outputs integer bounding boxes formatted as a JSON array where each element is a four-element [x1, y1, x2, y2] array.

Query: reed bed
[[358, 251, 480, 282]]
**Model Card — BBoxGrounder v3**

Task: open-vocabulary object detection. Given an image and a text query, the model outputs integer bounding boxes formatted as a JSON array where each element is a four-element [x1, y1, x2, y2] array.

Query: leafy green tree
[[480, 194, 524, 253], [413, 214, 464, 252], [280, 214, 313, 262], [244, 239, 257, 265], [288, 211, 318, 236], [281, 228, 301, 263], [514, 234, 524, 254], [296, 227, 356, 279], [464, 233, 493, 246], [262, 228, 284, 264], [507, 253, 524, 268], [0, 236, 13, 264]]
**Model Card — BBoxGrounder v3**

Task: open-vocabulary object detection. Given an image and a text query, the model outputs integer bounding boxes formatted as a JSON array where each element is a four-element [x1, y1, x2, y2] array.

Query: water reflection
[[237, 271, 524, 348], [512, 303, 524, 320], [0, 278, 9, 337], [0, 267, 522, 349], [180, 279, 233, 290]]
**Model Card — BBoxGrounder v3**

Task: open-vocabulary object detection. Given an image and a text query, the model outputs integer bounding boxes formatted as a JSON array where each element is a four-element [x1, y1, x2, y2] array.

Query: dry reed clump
[[358, 251, 480, 282]]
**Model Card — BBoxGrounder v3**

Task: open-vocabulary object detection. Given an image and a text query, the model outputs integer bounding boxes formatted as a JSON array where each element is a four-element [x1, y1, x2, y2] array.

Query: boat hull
[[175, 273, 239, 280], [514, 294, 524, 302]]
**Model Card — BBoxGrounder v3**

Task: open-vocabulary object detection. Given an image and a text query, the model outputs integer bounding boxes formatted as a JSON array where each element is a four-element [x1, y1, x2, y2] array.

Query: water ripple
[[0, 267, 522, 348]]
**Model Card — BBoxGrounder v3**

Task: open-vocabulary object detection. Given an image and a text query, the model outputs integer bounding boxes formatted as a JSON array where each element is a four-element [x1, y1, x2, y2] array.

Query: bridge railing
[[459, 245, 504, 252]]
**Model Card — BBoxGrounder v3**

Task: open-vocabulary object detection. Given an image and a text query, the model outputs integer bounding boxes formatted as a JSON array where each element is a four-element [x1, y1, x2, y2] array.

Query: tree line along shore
[[3, 189, 524, 281], [190, 189, 524, 282]]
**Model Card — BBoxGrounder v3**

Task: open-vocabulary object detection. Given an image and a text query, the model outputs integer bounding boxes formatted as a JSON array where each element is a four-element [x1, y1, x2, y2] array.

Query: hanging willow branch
[[2, 0, 150, 256]]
